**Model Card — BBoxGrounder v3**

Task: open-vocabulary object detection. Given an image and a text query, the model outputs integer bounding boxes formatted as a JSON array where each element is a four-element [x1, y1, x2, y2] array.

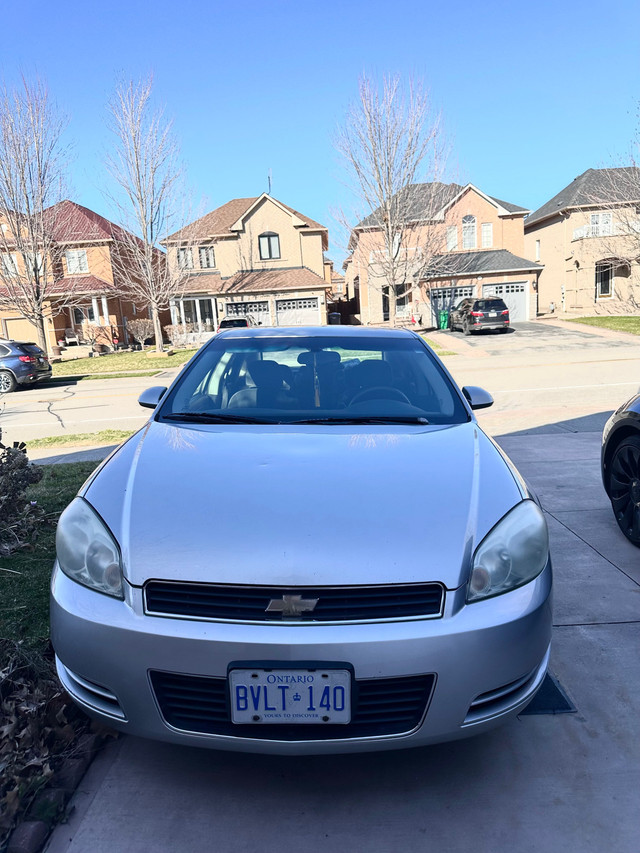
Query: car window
[[220, 318, 249, 328], [0, 345, 9, 357], [161, 334, 469, 425], [474, 300, 507, 311], [21, 344, 44, 355]]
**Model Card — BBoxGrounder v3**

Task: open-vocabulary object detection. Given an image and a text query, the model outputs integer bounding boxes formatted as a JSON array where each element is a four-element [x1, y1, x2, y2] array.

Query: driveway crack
[[545, 509, 640, 588]]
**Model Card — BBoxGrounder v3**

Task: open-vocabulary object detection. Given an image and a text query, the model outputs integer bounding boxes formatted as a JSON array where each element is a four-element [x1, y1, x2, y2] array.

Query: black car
[[601, 393, 640, 546], [449, 297, 510, 335], [216, 316, 258, 332], [0, 339, 52, 393]]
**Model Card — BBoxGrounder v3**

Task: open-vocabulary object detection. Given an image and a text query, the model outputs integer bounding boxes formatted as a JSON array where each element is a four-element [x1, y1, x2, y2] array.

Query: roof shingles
[[166, 195, 327, 242], [426, 249, 542, 278], [526, 168, 640, 227]]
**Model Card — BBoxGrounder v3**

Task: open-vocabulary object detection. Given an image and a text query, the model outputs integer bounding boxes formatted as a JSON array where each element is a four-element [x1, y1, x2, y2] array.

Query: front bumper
[[51, 561, 552, 754]]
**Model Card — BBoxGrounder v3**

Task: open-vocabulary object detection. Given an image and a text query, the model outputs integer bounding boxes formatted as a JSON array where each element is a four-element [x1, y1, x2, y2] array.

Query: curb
[[6, 733, 109, 853]]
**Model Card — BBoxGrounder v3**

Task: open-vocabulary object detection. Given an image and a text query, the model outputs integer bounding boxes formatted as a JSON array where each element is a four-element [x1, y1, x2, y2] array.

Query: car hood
[[85, 420, 525, 590]]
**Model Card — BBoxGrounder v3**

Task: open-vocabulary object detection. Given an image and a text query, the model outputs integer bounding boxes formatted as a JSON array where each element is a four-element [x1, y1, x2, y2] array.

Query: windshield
[[219, 318, 248, 328], [159, 333, 469, 425]]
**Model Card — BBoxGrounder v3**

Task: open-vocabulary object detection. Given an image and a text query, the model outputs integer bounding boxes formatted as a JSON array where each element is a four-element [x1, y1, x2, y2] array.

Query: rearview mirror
[[462, 386, 493, 410], [138, 386, 167, 409]]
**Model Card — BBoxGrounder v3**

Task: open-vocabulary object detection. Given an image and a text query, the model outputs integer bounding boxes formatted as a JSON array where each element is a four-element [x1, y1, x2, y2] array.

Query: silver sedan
[[51, 327, 552, 754]]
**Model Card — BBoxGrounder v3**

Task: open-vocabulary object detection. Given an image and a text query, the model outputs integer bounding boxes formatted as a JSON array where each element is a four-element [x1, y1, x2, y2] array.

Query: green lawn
[[421, 336, 457, 356], [47, 370, 161, 382], [28, 429, 136, 449], [0, 461, 98, 644], [51, 348, 198, 377], [566, 316, 640, 335]]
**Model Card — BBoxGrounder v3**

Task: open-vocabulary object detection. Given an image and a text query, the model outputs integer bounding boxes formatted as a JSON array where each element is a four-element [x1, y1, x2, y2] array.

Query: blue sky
[[2, 0, 639, 263]]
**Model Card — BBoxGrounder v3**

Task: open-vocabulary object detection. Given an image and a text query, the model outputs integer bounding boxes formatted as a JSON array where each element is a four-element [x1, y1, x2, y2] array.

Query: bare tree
[[127, 317, 155, 348], [0, 78, 71, 351], [335, 74, 450, 324], [106, 77, 190, 352]]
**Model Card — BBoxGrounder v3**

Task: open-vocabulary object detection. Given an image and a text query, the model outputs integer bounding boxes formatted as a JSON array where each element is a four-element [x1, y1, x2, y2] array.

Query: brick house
[[163, 194, 332, 329], [524, 168, 640, 316], [0, 200, 150, 352], [343, 183, 542, 326]]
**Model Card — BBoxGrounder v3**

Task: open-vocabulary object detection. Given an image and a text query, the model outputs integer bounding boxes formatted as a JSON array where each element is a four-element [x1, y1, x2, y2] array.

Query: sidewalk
[[28, 445, 118, 466]]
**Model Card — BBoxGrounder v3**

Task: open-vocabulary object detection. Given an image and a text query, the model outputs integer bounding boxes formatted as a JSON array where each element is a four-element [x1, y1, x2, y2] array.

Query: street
[[2, 322, 640, 449]]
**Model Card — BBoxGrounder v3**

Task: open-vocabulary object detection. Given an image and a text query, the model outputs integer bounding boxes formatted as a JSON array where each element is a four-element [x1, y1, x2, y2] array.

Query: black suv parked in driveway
[[449, 297, 510, 335], [0, 340, 52, 393]]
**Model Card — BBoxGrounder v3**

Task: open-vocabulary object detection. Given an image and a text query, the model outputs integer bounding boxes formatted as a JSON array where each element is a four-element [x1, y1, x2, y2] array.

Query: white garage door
[[276, 298, 319, 326], [225, 301, 270, 326], [429, 286, 475, 322], [482, 283, 528, 322]]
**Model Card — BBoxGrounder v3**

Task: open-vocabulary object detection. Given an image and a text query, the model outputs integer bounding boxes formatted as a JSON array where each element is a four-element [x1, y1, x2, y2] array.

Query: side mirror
[[138, 386, 167, 409], [462, 386, 493, 410]]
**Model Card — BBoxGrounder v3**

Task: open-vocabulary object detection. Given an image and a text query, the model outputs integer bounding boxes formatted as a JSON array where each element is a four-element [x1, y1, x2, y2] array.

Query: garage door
[[482, 283, 528, 322], [224, 301, 270, 326], [429, 286, 475, 322], [276, 298, 319, 326]]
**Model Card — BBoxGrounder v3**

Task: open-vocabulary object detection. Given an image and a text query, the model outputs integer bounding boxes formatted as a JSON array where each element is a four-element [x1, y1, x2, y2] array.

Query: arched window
[[462, 215, 476, 250], [259, 232, 280, 260]]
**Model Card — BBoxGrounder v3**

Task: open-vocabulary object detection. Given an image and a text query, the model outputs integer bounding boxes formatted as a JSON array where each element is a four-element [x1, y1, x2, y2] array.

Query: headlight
[[56, 498, 124, 599], [467, 500, 549, 603]]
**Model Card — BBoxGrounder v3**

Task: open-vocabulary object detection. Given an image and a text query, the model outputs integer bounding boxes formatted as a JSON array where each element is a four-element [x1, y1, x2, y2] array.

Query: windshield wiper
[[289, 416, 430, 425], [163, 412, 277, 424]]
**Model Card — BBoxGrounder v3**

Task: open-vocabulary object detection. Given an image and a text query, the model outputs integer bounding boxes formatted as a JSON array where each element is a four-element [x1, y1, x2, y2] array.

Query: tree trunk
[[151, 305, 164, 353], [35, 316, 48, 354], [387, 285, 397, 327]]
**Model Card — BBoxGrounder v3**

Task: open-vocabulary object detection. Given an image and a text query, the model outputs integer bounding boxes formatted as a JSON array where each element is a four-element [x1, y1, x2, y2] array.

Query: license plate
[[489, 311, 497, 317], [229, 668, 351, 724]]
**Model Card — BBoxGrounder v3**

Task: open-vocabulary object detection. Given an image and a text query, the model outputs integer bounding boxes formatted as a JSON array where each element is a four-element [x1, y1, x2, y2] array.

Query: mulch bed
[[0, 639, 115, 852]]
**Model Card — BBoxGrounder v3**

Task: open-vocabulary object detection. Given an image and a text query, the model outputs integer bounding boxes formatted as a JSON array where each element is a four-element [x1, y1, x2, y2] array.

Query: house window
[[65, 249, 89, 274], [73, 304, 98, 324], [1, 252, 18, 277], [481, 223, 493, 248], [446, 226, 458, 251], [176, 247, 194, 269], [259, 232, 280, 260], [535, 240, 541, 261], [595, 261, 613, 299], [462, 216, 476, 249], [199, 246, 216, 269], [25, 251, 44, 275], [591, 213, 612, 237]]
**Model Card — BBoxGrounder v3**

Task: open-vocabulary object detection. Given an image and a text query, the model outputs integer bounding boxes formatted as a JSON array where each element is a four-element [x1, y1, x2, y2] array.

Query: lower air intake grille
[[150, 671, 435, 740], [144, 582, 444, 622]]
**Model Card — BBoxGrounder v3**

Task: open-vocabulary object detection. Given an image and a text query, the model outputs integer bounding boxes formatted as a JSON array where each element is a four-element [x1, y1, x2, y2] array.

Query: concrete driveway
[[446, 319, 640, 355], [45, 425, 640, 851]]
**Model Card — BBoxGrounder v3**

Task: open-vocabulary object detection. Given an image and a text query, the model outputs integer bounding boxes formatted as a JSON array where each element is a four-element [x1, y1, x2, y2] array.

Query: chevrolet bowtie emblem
[[266, 594, 319, 618]]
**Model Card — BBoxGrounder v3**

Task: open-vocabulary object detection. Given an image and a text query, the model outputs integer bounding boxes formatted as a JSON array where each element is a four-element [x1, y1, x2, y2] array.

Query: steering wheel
[[350, 386, 412, 405]]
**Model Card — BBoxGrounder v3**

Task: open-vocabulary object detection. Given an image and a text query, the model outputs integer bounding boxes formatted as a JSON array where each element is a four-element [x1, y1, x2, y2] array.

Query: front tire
[[463, 319, 471, 336], [608, 436, 640, 546], [0, 370, 16, 393]]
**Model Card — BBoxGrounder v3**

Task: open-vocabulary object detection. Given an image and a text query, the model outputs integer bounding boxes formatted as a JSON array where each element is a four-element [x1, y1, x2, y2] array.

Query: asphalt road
[[3, 321, 640, 448]]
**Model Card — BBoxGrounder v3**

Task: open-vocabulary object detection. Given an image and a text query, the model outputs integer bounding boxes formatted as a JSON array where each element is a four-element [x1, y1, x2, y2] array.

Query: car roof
[[214, 326, 416, 339]]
